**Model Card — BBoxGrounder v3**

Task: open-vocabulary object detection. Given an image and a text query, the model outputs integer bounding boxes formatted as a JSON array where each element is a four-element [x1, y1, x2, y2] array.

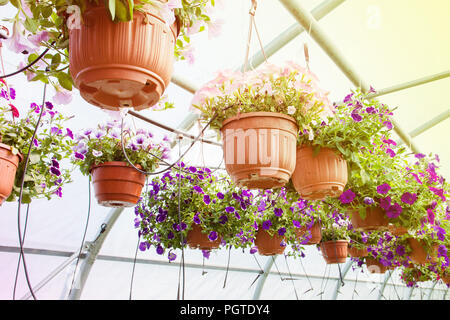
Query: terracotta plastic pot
[[0, 143, 22, 205], [187, 224, 221, 250], [69, 2, 178, 111], [347, 246, 368, 258], [291, 146, 347, 200], [388, 224, 408, 236], [90, 161, 146, 207], [295, 222, 322, 245], [441, 274, 450, 285], [407, 238, 438, 265], [320, 240, 348, 264], [350, 207, 389, 231], [255, 228, 286, 256], [220, 112, 298, 189], [366, 258, 387, 274]]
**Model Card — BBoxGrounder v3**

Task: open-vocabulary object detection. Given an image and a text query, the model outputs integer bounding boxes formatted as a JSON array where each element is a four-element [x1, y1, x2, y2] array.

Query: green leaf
[[0, 0, 9, 6], [115, 0, 128, 21], [41, 6, 53, 18], [358, 207, 367, 220], [24, 17, 39, 33], [56, 72, 73, 91], [109, 0, 116, 20], [51, 54, 61, 70]]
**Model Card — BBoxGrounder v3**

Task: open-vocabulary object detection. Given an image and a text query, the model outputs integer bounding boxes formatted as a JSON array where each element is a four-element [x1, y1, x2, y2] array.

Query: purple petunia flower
[[250, 247, 258, 254], [401, 192, 417, 205], [50, 166, 61, 176], [193, 185, 204, 194], [386, 203, 402, 218], [9, 87, 16, 100], [292, 220, 301, 228], [234, 212, 241, 220], [54, 187, 62, 198], [203, 194, 211, 205], [156, 245, 164, 255], [363, 197, 374, 205], [51, 159, 59, 168], [218, 215, 228, 224], [139, 242, 149, 252], [225, 206, 235, 213], [396, 245, 405, 256], [274, 208, 283, 217], [45, 101, 53, 109], [343, 93, 354, 103], [339, 189, 356, 204], [202, 250, 210, 259], [168, 252, 177, 262], [188, 166, 197, 173], [278, 227, 286, 236], [386, 148, 396, 158], [427, 208, 435, 225], [383, 121, 393, 130], [193, 213, 201, 224], [376, 183, 391, 195], [351, 112, 362, 122], [167, 231, 175, 240], [208, 231, 218, 242], [216, 192, 224, 199], [262, 220, 272, 230], [366, 106, 376, 114], [414, 153, 426, 159]]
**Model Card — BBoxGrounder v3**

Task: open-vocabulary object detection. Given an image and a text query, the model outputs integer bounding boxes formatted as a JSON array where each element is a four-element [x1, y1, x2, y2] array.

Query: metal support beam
[[406, 108, 450, 139], [253, 256, 276, 300], [67, 207, 124, 300], [20, 251, 80, 300], [367, 70, 450, 99], [331, 260, 352, 300], [427, 281, 438, 300], [377, 270, 393, 300], [278, 0, 421, 154]]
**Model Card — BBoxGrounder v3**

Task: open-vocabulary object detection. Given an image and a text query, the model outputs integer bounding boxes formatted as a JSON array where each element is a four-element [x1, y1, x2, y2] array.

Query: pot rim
[[89, 161, 143, 173], [0, 142, 23, 162], [221, 111, 298, 128]]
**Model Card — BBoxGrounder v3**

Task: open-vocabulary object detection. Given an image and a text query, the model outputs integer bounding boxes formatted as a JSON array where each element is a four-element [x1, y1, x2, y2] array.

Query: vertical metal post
[[377, 270, 393, 300], [67, 207, 124, 300]]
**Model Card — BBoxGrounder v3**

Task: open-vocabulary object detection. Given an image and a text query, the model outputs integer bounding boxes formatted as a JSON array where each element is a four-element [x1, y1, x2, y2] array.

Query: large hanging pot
[[187, 224, 221, 250], [0, 143, 22, 205], [255, 228, 286, 256], [291, 146, 347, 200], [90, 161, 146, 207], [69, 2, 179, 111], [350, 206, 389, 231], [320, 240, 348, 264], [220, 112, 298, 189]]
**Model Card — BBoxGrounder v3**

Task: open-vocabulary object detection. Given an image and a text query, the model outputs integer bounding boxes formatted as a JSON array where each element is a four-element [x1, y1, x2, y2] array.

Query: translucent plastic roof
[[0, 0, 449, 300]]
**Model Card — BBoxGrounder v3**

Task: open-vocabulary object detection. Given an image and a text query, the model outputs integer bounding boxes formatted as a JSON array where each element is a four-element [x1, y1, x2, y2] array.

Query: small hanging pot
[[0, 143, 22, 205], [90, 161, 146, 207], [291, 146, 348, 200], [350, 206, 389, 231], [388, 224, 408, 236], [347, 245, 368, 258], [295, 221, 322, 245], [220, 112, 298, 189], [366, 258, 388, 274], [320, 240, 348, 264], [255, 228, 286, 256], [187, 224, 221, 250], [407, 238, 438, 265]]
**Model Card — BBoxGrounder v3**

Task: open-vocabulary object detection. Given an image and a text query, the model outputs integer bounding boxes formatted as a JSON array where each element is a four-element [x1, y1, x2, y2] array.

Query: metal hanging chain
[[176, 137, 186, 301], [223, 246, 232, 288], [129, 234, 141, 300], [12, 203, 30, 300]]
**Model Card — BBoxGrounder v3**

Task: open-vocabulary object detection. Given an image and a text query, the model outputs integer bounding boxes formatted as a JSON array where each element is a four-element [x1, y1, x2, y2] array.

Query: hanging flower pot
[[187, 224, 221, 250], [255, 228, 286, 256], [0, 143, 22, 205], [90, 161, 146, 207], [350, 206, 389, 231], [366, 258, 387, 274], [320, 240, 348, 264], [407, 238, 438, 265], [347, 246, 368, 258], [220, 112, 298, 189], [388, 224, 408, 236], [291, 146, 347, 200], [69, 2, 179, 111], [295, 222, 322, 245]]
